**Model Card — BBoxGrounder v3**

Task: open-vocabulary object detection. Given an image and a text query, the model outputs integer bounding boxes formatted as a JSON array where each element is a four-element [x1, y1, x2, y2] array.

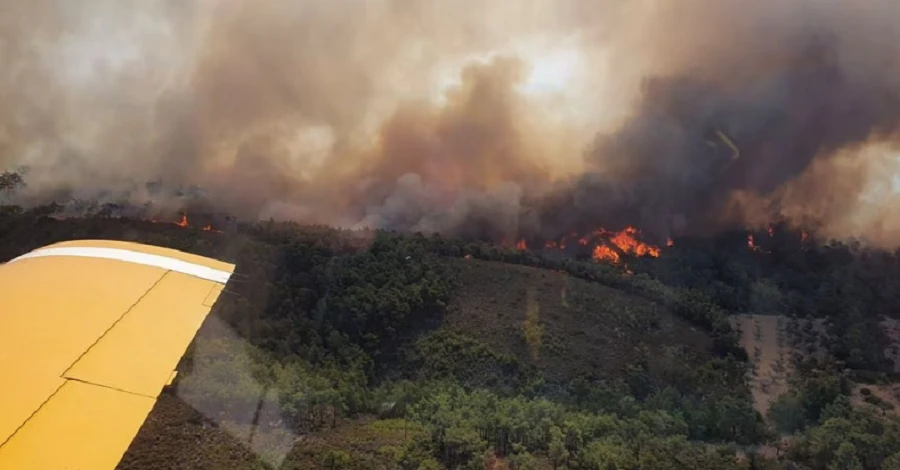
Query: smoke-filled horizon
[[3, 0, 900, 245]]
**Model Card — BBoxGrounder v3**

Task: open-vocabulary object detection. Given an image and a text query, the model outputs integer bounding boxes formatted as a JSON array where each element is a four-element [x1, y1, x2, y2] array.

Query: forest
[[3, 173, 900, 469]]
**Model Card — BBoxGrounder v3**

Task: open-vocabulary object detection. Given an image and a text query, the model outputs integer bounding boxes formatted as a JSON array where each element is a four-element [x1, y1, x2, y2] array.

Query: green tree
[[377, 446, 403, 470], [579, 439, 634, 470], [509, 446, 538, 470], [417, 458, 440, 470], [800, 371, 844, 423], [768, 393, 806, 433], [324, 450, 351, 470], [549, 426, 569, 469], [883, 452, 900, 470], [828, 443, 862, 470]]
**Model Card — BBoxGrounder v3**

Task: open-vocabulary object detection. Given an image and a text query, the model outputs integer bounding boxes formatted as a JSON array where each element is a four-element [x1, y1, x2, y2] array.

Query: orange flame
[[592, 244, 620, 264], [767, 226, 775, 237], [800, 231, 809, 243], [541, 226, 665, 265], [464, 254, 472, 260], [515, 239, 527, 250], [666, 238, 674, 247], [175, 214, 188, 228], [608, 226, 660, 258]]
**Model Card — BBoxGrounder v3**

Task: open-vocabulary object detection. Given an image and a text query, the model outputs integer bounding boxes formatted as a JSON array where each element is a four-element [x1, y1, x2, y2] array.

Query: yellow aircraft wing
[[0, 240, 235, 470]]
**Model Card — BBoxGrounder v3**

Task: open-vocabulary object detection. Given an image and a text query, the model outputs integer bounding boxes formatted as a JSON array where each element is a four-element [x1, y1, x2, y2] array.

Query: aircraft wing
[[0, 240, 235, 470]]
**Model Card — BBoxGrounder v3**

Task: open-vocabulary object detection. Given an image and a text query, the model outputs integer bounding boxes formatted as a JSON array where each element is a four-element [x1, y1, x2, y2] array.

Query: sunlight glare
[[519, 48, 581, 96]]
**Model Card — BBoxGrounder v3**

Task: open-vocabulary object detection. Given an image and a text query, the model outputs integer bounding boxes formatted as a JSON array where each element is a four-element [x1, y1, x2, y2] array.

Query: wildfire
[[147, 214, 188, 228], [515, 239, 527, 250], [541, 225, 663, 265], [609, 226, 660, 257], [666, 238, 674, 247], [747, 228, 810, 253], [592, 244, 620, 264], [747, 234, 759, 251], [144, 212, 222, 233]]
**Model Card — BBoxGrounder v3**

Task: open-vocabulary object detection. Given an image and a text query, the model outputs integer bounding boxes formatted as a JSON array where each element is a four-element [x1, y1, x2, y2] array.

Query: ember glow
[[144, 212, 221, 233], [747, 234, 758, 251], [147, 214, 189, 228]]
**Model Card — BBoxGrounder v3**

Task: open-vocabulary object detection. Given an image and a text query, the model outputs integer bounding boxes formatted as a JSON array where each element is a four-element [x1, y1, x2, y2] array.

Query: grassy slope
[[443, 258, 712, 381]]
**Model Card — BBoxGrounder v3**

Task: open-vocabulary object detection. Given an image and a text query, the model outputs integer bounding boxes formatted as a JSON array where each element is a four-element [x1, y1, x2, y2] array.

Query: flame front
[[609, 226, 660, 257], [592, 244, 620, 264], [176, 214, 188, 228], [541, 225, 664, 265]]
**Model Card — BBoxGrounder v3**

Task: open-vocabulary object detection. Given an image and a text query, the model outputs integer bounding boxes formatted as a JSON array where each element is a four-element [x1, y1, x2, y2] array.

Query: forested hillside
[[3, 201, 900, 469]]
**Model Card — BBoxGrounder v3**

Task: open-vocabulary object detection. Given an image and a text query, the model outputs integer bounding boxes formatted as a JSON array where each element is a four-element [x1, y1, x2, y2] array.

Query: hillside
[[3, 208, 900, 469], [442, 258, 712, 381]]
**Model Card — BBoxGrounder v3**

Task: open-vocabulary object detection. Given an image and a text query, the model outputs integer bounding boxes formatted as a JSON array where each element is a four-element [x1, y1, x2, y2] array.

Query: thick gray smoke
[[3, 0, 900, 244], [548, 31, 900, 239]]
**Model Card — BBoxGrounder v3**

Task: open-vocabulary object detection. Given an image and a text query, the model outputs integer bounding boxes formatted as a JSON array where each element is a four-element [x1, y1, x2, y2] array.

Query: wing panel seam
[[61, 271, 169, 378], [62, 377, 157, 399], [0, 382, 66, 451]]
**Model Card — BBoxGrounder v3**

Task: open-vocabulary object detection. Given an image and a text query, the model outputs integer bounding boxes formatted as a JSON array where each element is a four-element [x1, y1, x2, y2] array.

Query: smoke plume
[[3, 0, 900, 244]]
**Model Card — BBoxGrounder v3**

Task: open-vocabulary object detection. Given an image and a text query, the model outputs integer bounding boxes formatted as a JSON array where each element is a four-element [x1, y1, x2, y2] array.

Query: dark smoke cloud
[[563, 32, 900, 239], [3, 0, 900, 244]]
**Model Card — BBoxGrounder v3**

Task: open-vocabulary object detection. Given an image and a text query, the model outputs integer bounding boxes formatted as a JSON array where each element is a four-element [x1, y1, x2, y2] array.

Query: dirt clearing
[[732, 314, 793, 416], [851, 384, 900, 416]]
